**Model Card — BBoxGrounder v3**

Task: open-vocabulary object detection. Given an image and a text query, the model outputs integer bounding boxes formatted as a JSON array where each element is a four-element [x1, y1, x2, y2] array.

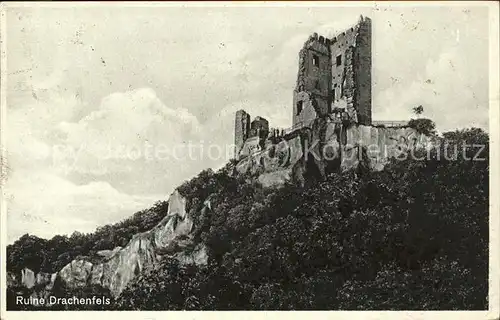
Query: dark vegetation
[[408, 118, 436, 136], [116, 127, 488, 310], [7, 128, 489, 310]]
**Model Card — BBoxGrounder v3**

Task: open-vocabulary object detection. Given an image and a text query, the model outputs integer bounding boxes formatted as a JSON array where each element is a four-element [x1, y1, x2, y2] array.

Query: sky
[[2, 4, 490, 242]]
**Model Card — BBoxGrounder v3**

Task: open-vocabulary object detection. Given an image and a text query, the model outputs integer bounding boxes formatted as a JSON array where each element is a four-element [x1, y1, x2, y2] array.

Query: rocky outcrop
[[341, 124, 432, 171], [15, 268, 57, 292], [13, 189, 210, 298], [21, 268, 35, 289], [96, 247, 122, 258], [236, 118, 433, 186], [236, 128, 306, 187]]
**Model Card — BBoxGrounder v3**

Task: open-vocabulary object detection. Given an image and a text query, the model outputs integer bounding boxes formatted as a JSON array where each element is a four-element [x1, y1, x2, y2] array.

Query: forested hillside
[[7, 128, 489, 310]]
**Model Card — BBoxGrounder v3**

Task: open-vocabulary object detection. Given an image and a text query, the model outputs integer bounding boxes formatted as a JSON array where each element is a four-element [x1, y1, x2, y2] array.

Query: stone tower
[[293, 15, 372, 127]]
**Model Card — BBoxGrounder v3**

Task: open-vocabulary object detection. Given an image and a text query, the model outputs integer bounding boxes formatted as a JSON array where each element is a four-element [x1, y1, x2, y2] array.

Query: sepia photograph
[[0, 1, 498, 317]]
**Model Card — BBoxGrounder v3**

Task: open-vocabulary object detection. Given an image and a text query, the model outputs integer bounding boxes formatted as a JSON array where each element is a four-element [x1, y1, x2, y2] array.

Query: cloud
[[5, 86, 205, 242], [5, 170, 160, 243], [52, 88, 206, 189]]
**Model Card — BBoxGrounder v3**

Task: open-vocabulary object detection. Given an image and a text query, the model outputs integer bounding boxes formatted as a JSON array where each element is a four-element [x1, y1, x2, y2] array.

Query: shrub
[[408, 118, 436, 135]]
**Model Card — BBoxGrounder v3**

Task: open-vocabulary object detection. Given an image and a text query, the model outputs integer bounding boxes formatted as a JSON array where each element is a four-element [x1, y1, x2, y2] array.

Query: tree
[[408, 118, 436, 136], [412, 105, 424, 117]]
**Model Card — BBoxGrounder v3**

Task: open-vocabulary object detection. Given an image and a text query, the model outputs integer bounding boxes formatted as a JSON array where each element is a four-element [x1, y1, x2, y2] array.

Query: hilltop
[[6, 127, 489, 310]]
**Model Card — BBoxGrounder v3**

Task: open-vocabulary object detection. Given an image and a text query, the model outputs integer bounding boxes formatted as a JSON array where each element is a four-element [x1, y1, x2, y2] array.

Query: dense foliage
[[115, 128, 489, 310], [7, 200, 169, 274], [408, 118, 437, 136]]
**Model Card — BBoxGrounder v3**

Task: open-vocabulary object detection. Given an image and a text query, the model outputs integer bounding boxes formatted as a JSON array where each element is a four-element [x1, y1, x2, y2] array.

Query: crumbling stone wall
[[292, 91, 317, 128], [250, 116, 270, 142], [293, 33, 332, 127], [234, 111, 270, 160], [336, 46, 358, 122], [331, 16, 372, 125], [353, 17, 372, 125], [234, 110, 251, 157]]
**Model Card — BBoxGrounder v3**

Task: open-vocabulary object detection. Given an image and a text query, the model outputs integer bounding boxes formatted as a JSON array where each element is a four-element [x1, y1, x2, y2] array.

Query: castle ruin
[[235, 16, 372, 158], [233, 16, 429, 185], [293, 16, 372, 127]]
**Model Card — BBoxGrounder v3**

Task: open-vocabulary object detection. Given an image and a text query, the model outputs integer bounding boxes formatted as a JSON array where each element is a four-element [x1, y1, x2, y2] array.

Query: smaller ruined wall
[[234, 110, 251, 157], [250, 116, 270, 140], [235, 112, 270, 160]]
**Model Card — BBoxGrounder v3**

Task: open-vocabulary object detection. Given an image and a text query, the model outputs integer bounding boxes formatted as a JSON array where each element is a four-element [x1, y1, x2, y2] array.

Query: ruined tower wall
[[293, 34, 332, 127], [330, 25, 358, 115], [234, 112, 271, 160], [234, 110, 251, 158], [354, 17, 372, 125], [292, 91, 318, 129], [330, 16, 372, 125]]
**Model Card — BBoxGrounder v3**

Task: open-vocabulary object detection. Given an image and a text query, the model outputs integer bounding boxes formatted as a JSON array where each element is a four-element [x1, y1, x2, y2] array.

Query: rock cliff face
[[236, 118, 432, 187], [341, 124, 432, 171], [12, 189, 209, 298]]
